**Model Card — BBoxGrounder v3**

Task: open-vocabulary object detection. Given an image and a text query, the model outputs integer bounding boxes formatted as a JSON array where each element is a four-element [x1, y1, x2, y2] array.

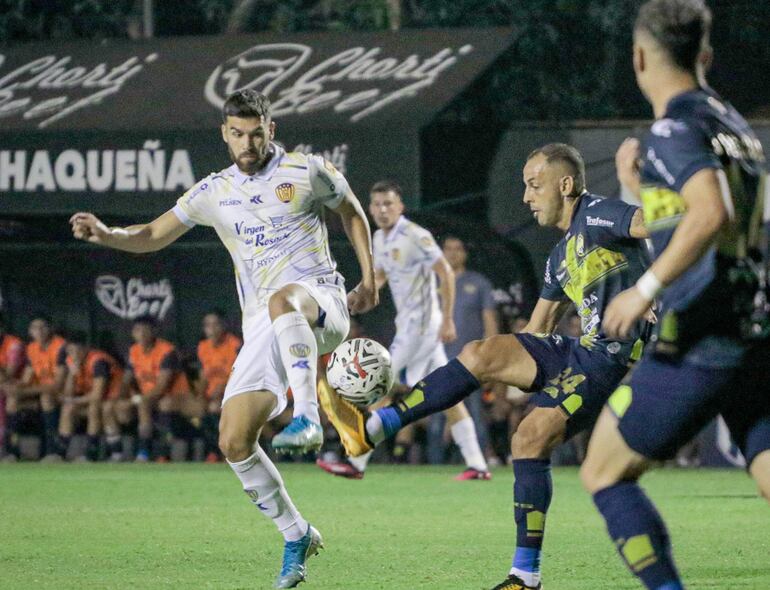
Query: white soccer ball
[[326, 338, 394, 407]]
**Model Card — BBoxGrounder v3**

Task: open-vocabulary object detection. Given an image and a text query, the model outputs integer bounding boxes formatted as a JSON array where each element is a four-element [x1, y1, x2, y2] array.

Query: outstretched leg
[[220, 390, 322, 588]]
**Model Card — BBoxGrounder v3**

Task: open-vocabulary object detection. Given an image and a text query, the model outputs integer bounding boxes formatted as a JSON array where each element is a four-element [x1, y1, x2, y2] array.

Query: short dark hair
[[370, 179, 403, 198], [132, 315, 157, 329], [527, 143, 586, 196], [635, 0, 712, 72], [442, 235, 466, 248], [222, 90, 272, 122], [30, 312, 53, 326]]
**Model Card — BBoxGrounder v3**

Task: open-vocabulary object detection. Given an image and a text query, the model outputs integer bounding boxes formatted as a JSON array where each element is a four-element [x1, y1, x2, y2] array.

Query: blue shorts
[[515, 333, 630, 440], [611, 343, 770, 465]]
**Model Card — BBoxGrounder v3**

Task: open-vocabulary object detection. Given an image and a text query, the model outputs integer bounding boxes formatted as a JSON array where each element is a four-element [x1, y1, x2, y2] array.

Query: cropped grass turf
[[1, 463, 768, 589]]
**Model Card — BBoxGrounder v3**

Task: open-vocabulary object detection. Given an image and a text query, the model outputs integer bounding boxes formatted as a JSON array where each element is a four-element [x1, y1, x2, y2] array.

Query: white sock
[[273, 311, 319, 424], [228, 445, 309, 541], [347, 450, 373, 472], [450, 416, 488, 472], [365, 412, 386, 444], [509, 567, 540, 587]]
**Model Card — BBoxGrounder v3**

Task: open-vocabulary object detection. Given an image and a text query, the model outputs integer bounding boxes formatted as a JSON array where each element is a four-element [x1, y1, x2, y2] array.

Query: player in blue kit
[[580, 2, 770, 589], [323, 143, 651, 589]]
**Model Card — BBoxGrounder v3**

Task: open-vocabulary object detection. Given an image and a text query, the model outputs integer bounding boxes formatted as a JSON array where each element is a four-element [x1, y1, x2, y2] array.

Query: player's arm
[[374, 268, 388, 291], [523, 297, 571, 335], [84, 377, 108, 406], [616, 137, 642, 200], [628, 208, 649, 239], [145, 369, 174, 401], [432, 256, 457, 343], [70, 209, 191, 253], [10, 366, 43, 399], [334, 192, 378, 315], [482, 308, 499, 339], [605, 168, 729, 338]]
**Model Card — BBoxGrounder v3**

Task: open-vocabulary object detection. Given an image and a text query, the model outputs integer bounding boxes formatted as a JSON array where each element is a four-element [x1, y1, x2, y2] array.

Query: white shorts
[[389, 326, 448, 387], [222, 277, 350, 419]]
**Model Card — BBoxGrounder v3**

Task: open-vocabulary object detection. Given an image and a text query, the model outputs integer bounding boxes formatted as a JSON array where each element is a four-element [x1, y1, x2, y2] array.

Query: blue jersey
[[639, 88, 768, 355], [541, 193, 648, 361]]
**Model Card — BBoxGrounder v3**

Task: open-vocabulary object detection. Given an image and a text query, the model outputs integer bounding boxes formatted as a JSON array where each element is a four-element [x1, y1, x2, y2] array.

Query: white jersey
[[373, 216, 443, 334], [173, 143, 349, 326]]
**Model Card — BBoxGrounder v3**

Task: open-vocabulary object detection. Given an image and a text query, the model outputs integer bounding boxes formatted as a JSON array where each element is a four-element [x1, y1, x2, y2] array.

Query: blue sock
[[511, 459, 552, 583], [390, 359, 480, 428], [593, 482, 683, 590]]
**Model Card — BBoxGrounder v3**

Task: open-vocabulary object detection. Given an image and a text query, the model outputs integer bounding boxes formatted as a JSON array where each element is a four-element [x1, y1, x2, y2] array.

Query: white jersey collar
[[229, 142, 286, 185], [384, 215, 408, 243]]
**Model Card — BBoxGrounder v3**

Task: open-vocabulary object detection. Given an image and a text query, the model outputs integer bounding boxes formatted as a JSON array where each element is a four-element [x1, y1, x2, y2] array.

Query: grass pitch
[[1, 463, 768, 589]]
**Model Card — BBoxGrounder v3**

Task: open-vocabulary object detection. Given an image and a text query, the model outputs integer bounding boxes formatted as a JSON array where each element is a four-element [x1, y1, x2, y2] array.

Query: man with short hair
[[58, 332, 123, 461], [580, 2, 770, 589], [3, 315, 67, 461], [437, 235, 499, 468], [197, 310, 241, 462], [124, 316, 195, 462], [319, 180, 490, 480], [71, 89, 376, 588], [325, 144, 651, 589]]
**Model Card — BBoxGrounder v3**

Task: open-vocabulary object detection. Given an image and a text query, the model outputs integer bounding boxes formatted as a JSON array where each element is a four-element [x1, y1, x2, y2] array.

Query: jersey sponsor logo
[[219, 199, 241, 206], [586, 216, 614, 228], [234, 222, 266, 235], [250, 194, 263, 205], [292, 360, 311, 369], [646, 147, 676, 186], [651, 118, 689, 138], [463, 283, 477, 294], [187, 182, 208, 202], [269, 215, 283, 228], [289, 343, 311, 357], [419, 236, 434, 247], [576, 234, 585, 257], [275, 182, 295, 203]]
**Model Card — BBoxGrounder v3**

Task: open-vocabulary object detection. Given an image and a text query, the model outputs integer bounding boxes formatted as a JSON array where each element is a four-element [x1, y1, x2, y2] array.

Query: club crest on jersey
[[275, 183, 295, 203], [576, 234, 585, 257], [391, 248, 400, 261], [464, 283, 477, 294], [290, 343, 311, 357]]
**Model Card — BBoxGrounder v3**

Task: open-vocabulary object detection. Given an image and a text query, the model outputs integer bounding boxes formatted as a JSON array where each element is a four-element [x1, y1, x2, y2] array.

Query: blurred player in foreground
[[580, 2, 770, 589], [71, 90, 376, 588]]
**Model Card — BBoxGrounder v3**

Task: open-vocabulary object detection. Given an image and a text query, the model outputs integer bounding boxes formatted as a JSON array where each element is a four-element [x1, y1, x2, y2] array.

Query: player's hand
[[439, 318, 457, 343], [348, 282, 378, 315], [69, 212, 111, 244], [616, 138, 642, 197], [604, 286, 650, 339]]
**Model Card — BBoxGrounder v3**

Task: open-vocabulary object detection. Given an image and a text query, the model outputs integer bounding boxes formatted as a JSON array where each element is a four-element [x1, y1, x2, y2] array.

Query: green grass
[[0, 464, 768, 589]]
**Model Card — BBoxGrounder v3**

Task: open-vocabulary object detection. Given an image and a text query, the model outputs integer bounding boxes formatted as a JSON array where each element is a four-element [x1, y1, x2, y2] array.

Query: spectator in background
[[0, 315, 25, 460], [428, 236, 499, 464], [196, 310, 242, 463], [58, 332, 123, 461], [125, 316, 200, 462], [3, 315, 67, 461]]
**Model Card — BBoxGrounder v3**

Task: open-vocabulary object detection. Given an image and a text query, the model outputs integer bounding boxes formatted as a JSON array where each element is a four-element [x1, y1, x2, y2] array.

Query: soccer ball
[[326, 338, 394, 407]]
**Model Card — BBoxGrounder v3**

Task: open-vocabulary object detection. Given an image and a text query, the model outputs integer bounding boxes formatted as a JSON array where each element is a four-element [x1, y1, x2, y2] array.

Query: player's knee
[[218, 430, 252, 462], [457, 339, 493, 381], [511, 418, 553, 459]]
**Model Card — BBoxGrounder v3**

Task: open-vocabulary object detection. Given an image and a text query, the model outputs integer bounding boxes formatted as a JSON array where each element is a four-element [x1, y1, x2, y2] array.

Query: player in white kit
[[318, 180, 489, 479], [70, 90, 377, 589]]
